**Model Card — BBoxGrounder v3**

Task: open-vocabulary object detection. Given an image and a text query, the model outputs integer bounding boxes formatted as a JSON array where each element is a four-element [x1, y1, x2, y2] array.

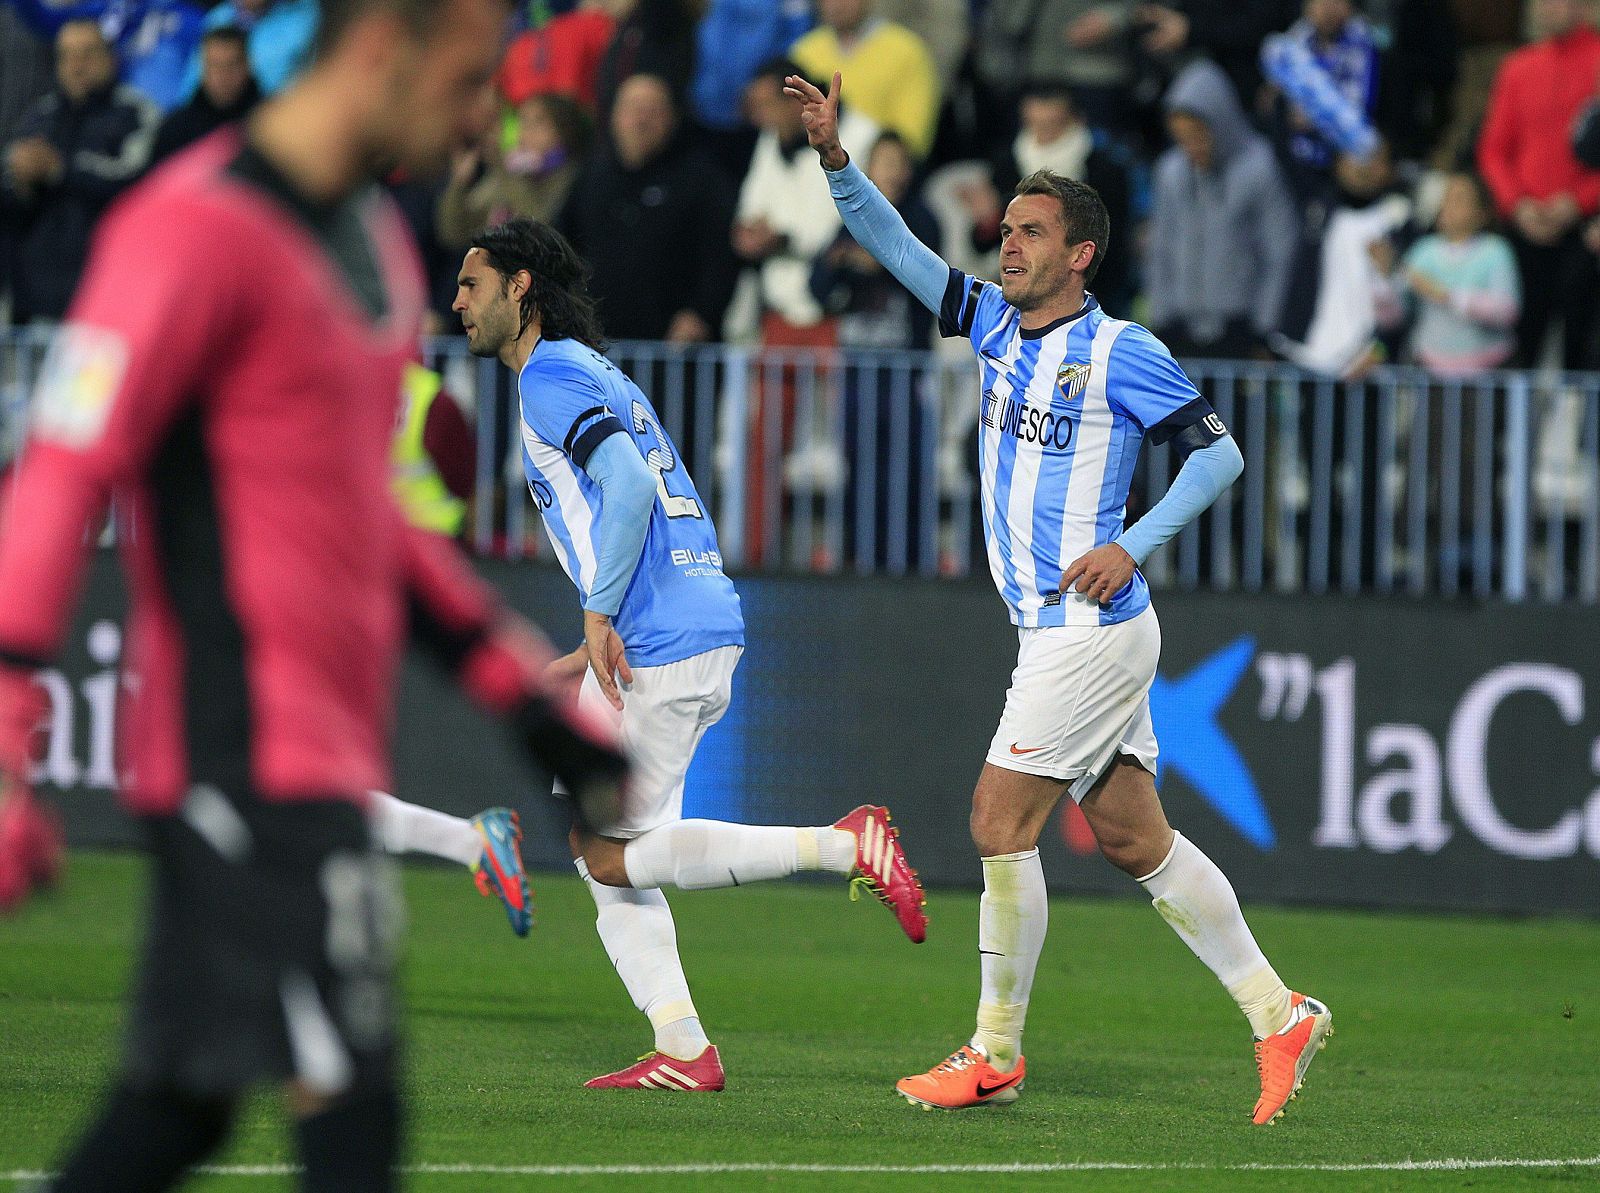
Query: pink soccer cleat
[[833, 805, 928, 943], [584, 1046, 726, 1091]]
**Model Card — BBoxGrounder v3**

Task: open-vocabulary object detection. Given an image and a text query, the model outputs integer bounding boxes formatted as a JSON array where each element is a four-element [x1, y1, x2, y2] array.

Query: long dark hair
[[468, 219, 608, 350]]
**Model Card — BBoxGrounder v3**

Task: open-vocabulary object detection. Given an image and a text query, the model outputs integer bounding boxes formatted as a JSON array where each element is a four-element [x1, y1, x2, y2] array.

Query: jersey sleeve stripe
[[562, 405, 611, 456], [570, 417, 625, 470]]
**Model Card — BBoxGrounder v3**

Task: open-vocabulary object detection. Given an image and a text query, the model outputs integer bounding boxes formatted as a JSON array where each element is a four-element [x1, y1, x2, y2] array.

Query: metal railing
[[5, 328, 1598, 603]]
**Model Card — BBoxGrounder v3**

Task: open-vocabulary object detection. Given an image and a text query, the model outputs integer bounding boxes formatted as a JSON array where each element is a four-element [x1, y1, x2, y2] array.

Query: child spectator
[[1372, 170, 1519, 376], [436, 93, 591, 249]]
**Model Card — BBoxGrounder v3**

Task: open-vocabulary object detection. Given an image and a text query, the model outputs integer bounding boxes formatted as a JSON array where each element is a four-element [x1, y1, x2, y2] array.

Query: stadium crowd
[[3, 0, 1599, 590], [3, 0, 1598, 374]]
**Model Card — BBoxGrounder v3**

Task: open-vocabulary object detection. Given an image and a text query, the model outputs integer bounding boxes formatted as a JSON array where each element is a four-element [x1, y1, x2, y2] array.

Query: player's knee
[[969, 805, 1029, 857], [581, 842, 631, 888], [1097, 830, 1163, 877]]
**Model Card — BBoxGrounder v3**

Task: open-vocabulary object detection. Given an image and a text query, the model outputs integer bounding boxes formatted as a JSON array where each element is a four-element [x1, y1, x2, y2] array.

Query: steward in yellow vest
[[392, 362, 469, 537]]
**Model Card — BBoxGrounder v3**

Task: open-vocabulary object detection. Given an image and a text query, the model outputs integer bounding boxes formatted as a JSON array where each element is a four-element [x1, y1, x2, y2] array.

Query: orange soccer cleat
[[895, 1045, 1025, 1111], [833, 805, 927, 943], [1252, 992, 1333, 1125]]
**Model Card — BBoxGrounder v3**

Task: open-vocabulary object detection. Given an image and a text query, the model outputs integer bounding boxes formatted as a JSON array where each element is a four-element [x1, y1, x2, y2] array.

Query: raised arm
[[784, 72, 949, 315]]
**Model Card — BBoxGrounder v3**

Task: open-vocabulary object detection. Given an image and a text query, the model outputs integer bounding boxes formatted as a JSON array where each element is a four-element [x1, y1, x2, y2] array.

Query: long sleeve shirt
[[1477, 25, 1600, 217]]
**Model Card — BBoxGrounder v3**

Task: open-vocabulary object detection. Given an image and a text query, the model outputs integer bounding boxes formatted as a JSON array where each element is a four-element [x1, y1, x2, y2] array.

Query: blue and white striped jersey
[[518, 337, 743, 666], [940, 270, 1213, 628]]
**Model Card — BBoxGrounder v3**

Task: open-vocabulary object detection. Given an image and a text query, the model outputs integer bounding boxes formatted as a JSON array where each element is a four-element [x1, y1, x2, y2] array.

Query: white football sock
[[971, 849, 1047, 1073], [1138, 832, 1292, 1038], [367, 791, 481, 867], [578, 859, 710, 1060], [622, 820, 853, 890]]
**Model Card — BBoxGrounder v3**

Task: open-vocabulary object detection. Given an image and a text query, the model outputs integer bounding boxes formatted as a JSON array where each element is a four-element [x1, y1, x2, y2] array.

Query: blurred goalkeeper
[[0, 0, 627, 1187], [788, 71, 1332, 1126]]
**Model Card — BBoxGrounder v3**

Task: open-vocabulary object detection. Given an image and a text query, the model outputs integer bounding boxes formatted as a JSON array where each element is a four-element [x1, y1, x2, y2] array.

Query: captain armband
[[1149, 398, 1230, 460]]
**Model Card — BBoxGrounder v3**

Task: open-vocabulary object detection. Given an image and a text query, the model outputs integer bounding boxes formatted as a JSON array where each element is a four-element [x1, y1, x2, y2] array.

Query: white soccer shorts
[[555, 644, 742, 838], [985, 604, 1161, 801]]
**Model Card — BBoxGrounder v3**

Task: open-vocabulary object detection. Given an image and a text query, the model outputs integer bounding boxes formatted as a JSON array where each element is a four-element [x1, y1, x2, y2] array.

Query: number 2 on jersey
[[631, 400, 702, 519]]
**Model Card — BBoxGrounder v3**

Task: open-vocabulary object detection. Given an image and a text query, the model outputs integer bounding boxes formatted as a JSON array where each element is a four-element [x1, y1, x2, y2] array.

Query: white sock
[[971, 849, 1047, 1073], [578, 859, 710, 1060], [1138, 832, 1293, 1038], [367, 791, 481, 867], [622, 820, 851, 890]]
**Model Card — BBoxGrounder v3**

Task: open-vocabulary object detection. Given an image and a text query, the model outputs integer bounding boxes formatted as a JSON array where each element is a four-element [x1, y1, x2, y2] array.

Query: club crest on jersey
[[1056, 361, 1091, 403]]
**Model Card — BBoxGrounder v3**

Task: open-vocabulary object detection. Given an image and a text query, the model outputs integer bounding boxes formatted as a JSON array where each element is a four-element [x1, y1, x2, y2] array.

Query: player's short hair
[[469, 219, 608, 351], [314, 0, 474, 56], [1013, 169, 1110, 285], [201, 25, 249, 53]]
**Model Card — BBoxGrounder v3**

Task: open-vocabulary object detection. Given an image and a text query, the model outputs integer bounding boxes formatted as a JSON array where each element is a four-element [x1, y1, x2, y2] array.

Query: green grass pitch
[[3, 852, 1598, 1192]]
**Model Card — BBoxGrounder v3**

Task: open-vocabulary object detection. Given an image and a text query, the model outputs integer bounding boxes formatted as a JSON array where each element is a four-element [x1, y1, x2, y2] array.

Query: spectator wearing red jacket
[[497, 4, 615, 111], [1476, 0, 1600, 368]]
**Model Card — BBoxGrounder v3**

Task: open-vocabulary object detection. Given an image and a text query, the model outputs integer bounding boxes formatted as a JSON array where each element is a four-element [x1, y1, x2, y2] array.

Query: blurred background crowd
[[4, 0, 1598, 372], [3, 0, 1599, 590]]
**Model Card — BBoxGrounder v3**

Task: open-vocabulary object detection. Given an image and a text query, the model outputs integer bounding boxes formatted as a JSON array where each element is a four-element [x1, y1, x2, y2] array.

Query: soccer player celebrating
[[788, 73, 1332, 1124], [0, 0, 632, 1187], [446, 217, 927, 1092]]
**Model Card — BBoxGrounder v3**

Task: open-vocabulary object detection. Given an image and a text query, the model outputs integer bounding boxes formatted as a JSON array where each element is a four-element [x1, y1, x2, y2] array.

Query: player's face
[[453, 249, 522, 358], [380, 0, 505, 175], [998, 193, 1091, 310]]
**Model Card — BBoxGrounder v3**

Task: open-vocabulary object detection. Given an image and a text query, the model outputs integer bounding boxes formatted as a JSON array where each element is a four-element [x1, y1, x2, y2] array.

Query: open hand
[[783, 72, 848, 171], [583, 609, 632, 711], [1060, 543, 1136, 605]]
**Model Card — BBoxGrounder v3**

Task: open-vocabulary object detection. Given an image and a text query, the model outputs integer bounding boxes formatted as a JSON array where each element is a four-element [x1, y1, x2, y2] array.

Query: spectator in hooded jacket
[[2, 19, 158, 323], [1146, 58, 1298, 358]]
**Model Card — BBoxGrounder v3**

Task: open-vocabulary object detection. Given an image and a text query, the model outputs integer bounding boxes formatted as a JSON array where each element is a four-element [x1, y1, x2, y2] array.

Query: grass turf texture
[[2, 852, 1598, 1193]]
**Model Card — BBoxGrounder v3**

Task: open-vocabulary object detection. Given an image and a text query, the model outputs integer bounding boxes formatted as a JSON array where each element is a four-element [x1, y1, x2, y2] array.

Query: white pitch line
[[6, 1157, 1600, 1180]]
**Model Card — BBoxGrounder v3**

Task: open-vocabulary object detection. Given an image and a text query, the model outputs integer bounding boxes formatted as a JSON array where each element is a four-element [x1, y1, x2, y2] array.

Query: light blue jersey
[[940, 271, 1213, 628], [518, 337, 743, 666]]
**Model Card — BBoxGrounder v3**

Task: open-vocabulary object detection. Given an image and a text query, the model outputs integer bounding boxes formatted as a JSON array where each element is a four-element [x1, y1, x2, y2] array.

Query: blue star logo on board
[[1148, 636, 1275, 849]]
